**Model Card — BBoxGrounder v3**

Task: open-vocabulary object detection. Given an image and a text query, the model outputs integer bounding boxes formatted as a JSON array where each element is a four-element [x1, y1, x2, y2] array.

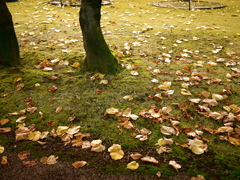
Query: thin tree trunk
[[79, 0, 119, 74], [0, 0, 20, 66]]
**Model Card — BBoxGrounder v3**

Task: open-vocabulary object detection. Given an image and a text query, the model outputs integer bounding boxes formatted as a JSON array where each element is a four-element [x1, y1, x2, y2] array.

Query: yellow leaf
[[181, 89, 192, 95], [127, 161, 139, 170], [91, 140, 106, 152], [14, 77, 22, 82], [0, 145, 4, 154], [108, 144, 124, 160], [71, 62, 80, 68], [72, 161, 87, 168], [56, 126, 69, 136], [28, 131, 41, 141], [123, 95, 133, 101], [106, 108, 119, 115], [158, 82, 171, 90]]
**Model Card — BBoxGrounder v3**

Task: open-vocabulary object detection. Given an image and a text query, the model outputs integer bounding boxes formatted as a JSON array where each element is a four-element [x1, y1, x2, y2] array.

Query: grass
[[0, 0, 240, 179]]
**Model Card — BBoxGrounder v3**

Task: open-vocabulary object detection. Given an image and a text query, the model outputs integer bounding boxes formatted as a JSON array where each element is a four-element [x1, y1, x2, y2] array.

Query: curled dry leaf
[[18, 151, 30, 160], [181, 89, 192, 96], [191, 175, 206, 180], [130, 152, 142, 160], [0, 127, 11, 133], [157, 138, 174, 146], [22, 160, 37, 167], [135, 134, 148, 141], [72, 161, 87, 168], [160, 126, 176, 135], [91, 139, 106, 152], [158, 82, 171, 90], [16, 116, 27, 123], [106, 108, 119, 115], [141, 156, 159, 164], [28, 131, 41, 141], [99, 80, 108, 85], [156, 146, 172, 154], [140, 128, 152, 135], [0, 119, 10, 125], [49, 85, 58, 92], [67, 126, 81, 135], [1, 156, 8, 165], [127, 161, 139, 170], [130, 114, 138, 120], [169, 160, 181, 170], [188, 138, 208, 154], [56, 126, 69, 136], [16, 84, 24, 91], [123, 95, 134, 101], [55, 106, 63, 113], [108, 144, 124, 160], [40, 155, 58, 165]]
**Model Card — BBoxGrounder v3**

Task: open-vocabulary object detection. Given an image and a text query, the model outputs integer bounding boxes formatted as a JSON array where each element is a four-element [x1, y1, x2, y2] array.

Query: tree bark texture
[[80, 0, 119, 74], [0, 1, 20, 66]]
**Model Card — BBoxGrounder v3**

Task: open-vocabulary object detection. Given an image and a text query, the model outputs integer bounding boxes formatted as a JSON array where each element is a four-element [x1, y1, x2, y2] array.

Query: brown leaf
[[1, 156, 8, 165], [40, 155, 58, 165], [0, 119, 10, 125], [16, 84, 24, 91], [130, 152, 142, 160], [22, 160, 37, 167], [46, 121, 55, 127], [0, 127, 11, 133], [15, 127, 32, 141], [141, 156, 159, 164], [72, 161, 87, 168], [49, 85, 58, 92], [55, 106, 63, 113], [18, 151, 30, 160]]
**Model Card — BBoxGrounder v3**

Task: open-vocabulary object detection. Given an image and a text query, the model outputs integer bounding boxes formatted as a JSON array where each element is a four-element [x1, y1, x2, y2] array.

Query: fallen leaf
[[0, 145, 4, 154], [141, 156, 158, 164], [14, 77, 22, 82], [127, 161, 139, 170], [160, 126, 176, 135], [56, 126, 69, 136], [28, 131, 41, 141], [158, 82, 171, 90], [1, 156, 8, 165], [0, 127, 11, 133], [49, 85, 58, 92], [108, 144, 124, 160], [181, 89, 192, 95], [18, 151, 30, 160], [91, 139, 106, 152], [0, 119, 10, 125], [71, 62, 80, 68], [16, 116, 27, 123], [130, 152, 142, 160], [123, 95, 134, 101], [106, 108, 119, 115], [156, 146, 172, 154], [40, 155, 58, 165], [169, 160, 181, 170], [191, 175, 206, 180], [188, 138, 207, 154], [67, 126, 81, 135], [22, 160, 37, 167], [55, 106, 63, 113], [72, 161, 87, 168], [16, 84, 24, 91], [99, 80, 108, 85]]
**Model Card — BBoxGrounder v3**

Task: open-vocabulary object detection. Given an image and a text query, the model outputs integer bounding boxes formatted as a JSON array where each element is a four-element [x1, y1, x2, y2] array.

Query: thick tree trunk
[[79, 0, 119, 74], [0, 1, 20, 66]]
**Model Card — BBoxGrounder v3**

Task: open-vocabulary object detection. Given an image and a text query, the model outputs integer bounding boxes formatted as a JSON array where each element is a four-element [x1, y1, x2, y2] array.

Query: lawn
[[0, 0, 239, 179]]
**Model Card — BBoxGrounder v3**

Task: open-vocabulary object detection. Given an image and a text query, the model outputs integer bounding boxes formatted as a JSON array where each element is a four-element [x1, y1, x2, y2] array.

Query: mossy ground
[[0, 0, 240, 179]]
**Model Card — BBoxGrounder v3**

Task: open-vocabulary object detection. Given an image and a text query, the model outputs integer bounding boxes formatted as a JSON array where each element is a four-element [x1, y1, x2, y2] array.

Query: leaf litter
[[0, 0, 240, 179]]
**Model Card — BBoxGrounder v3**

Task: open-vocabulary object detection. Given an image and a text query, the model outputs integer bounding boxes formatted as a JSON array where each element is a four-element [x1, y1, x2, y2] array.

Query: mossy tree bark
[[79, 0, 120, 74], [0, 0, 20, 66]]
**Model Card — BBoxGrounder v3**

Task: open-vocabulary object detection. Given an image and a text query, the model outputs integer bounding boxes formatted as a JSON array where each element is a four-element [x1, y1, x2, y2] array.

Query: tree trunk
[[79, 0, 119, 74], [0, 1, 20, 67]]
